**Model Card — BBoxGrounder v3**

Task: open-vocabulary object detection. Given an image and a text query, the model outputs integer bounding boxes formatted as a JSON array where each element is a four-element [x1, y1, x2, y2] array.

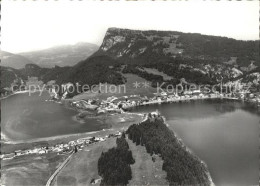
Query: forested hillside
[[1, 66, 26, 93], [98, 135, 135, 185], [54, 28, 259, 94], [2, 28, 259, 97], [56, 55, 125, 85], [98, 28, 259, 66], [127, 116, 211, 185]]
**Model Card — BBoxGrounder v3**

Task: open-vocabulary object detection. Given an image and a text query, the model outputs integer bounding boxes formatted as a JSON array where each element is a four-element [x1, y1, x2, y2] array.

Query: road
[[46, 152, 74, 186]]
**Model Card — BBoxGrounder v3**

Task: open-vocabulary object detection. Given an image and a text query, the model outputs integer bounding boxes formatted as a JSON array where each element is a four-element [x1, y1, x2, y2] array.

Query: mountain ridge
[[1, 51, 35, 69], [96, 27, 259, 66], [68, 27, 259, 85], [106, 27, 259, 41], [1, 28, 259, 97], [18, 42, 99, 68]]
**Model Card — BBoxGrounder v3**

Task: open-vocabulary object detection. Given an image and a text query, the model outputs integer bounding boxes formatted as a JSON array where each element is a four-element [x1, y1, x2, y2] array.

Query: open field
[[73, 73, 157, 101], [1, 112, 143, 186], [52, 138, 117, 186], [127, 138, 169, 185], [1, 153, 68, 186], [142, 67, 173, 81], [51, 137, 168, 186]]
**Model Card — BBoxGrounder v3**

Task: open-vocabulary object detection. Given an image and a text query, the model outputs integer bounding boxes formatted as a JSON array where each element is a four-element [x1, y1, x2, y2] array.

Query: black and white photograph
[[0, 0, 259, 186]]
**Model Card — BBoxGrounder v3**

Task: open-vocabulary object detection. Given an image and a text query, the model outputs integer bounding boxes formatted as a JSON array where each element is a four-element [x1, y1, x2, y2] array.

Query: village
[[0, 131, 122, 161], [2, 86, 259, 161], [0, 108, 166, 162], [70, 88, 260, 115]]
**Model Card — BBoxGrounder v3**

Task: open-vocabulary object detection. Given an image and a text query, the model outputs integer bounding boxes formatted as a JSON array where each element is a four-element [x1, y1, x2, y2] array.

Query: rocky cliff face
[[95, 28, 259, 86], [99, 28, 184, 59], [40, 28, 258, 96], [98, 28, 259, 68], [3, 28, 258, 97]]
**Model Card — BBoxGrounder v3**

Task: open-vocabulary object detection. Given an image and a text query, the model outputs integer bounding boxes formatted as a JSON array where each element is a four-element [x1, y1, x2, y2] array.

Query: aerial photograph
[[0, 1, 259, 186]]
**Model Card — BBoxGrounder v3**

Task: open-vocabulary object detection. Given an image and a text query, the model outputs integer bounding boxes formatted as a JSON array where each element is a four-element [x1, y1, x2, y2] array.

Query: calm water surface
[[132, 100, 259, 186], [1, 92, 106, 141], [2, 93, 259, 186]]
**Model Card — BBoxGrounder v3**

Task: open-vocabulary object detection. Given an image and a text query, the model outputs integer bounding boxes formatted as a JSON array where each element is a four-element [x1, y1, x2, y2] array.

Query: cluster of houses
[[141, 110, 162, 123], [70, 89, 260, 115], [1, 132, 122, 161], [97, 97, 123, 114]]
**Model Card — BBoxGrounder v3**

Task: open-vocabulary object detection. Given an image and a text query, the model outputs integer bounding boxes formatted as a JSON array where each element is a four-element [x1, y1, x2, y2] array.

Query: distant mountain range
[[1, 51, 35, 69], [1, 42, 98, 69], [1, 28, 259, 97], [56, 28, 259, 91], [19, 42, 98, 68]]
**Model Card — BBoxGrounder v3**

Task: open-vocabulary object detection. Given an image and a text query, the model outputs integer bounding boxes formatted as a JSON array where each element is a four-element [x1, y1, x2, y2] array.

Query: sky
[[1, 0, 259, 53]]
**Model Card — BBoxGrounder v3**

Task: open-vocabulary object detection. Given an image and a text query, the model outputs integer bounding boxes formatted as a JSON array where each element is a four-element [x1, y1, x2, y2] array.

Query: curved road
[[46, 152, 74, 186]]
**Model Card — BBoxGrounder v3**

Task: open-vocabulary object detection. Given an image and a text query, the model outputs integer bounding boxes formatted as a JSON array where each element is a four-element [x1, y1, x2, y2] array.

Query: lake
[[1, 91, 107, 142], [2, 92, 259, 185], [131, 100, 259, 186]]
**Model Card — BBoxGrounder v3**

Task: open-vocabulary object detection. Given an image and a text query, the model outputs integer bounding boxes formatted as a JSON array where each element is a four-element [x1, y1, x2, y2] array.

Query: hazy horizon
[[2, 0, 259, 53]]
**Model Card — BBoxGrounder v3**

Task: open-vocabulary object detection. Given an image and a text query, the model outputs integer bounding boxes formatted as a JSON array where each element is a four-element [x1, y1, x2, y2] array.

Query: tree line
[[97, 135, 135, 186], [126, 117, 211, 185]]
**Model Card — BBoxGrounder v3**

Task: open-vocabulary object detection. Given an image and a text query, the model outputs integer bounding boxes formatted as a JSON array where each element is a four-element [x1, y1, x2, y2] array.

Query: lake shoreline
[[1, 112, 144, 153], [2, 111, 215, 186], [2, 93, 258, 148], [0, 90, 30, 100], [2, 96, 257, 148], [2, 96, 258, 185], [160, 115, 215, 186]]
